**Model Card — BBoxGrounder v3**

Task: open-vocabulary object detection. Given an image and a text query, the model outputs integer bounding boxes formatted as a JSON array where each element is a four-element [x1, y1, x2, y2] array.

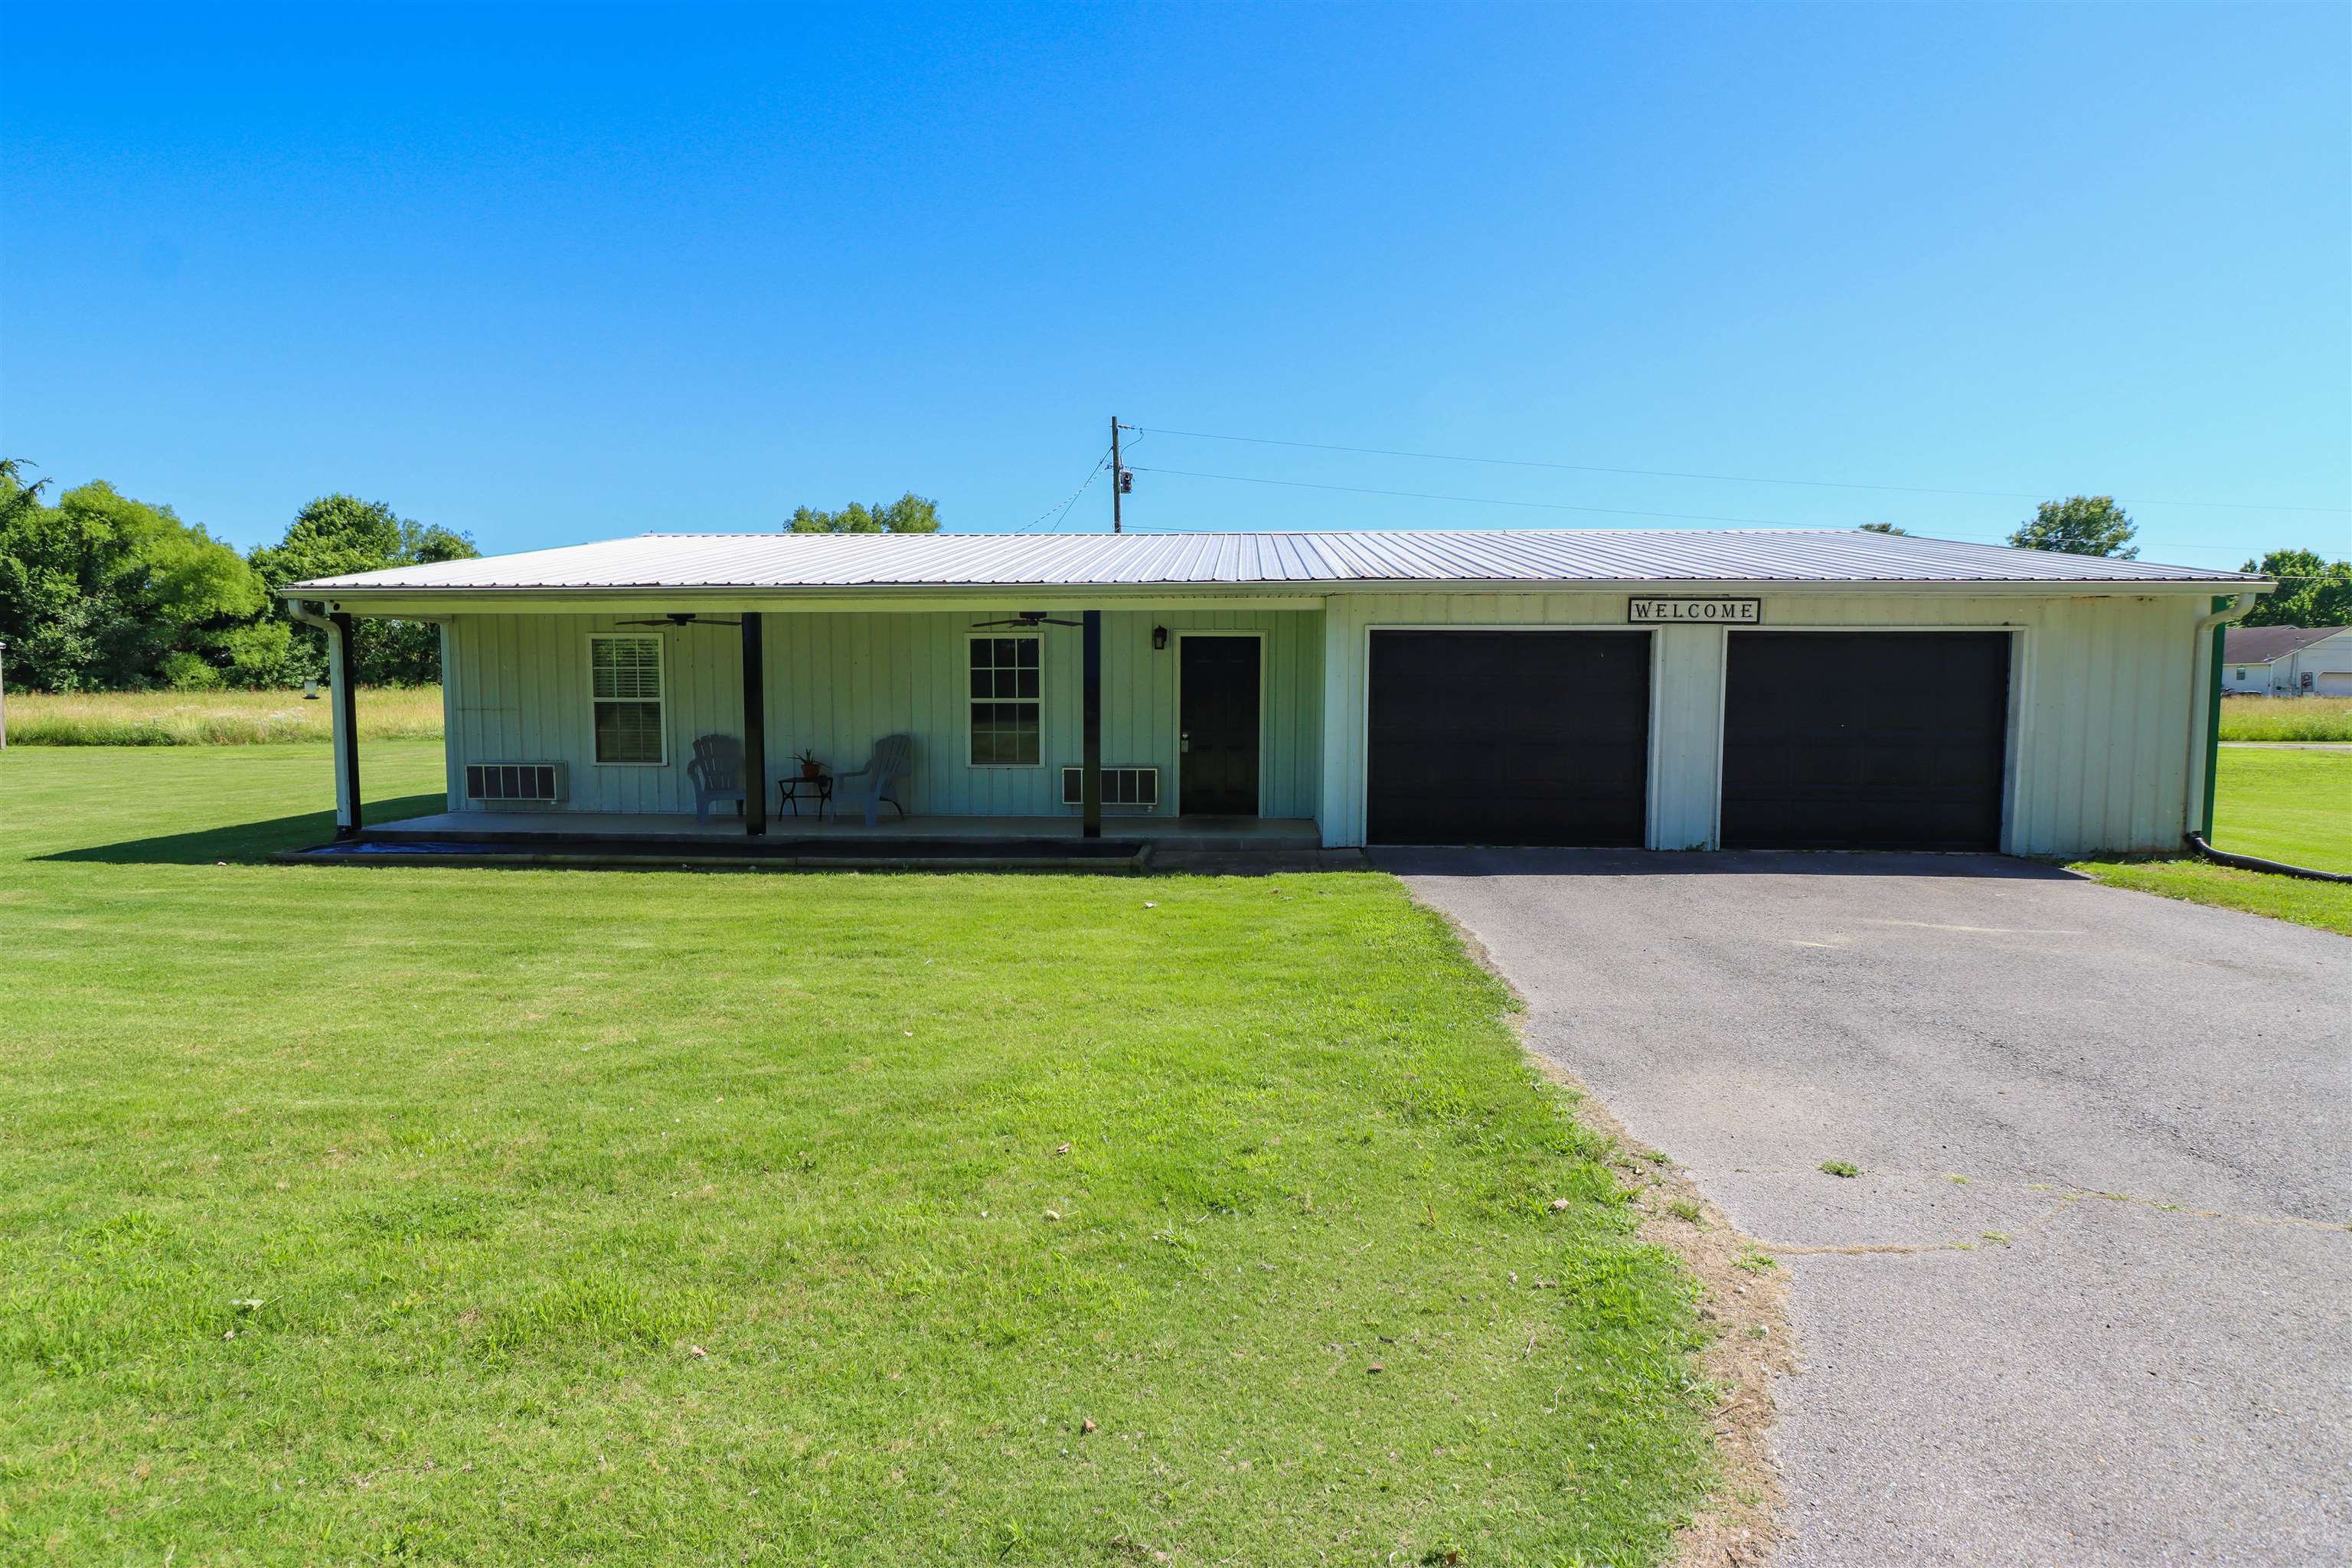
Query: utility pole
[[1110, 416, 1123, 534]]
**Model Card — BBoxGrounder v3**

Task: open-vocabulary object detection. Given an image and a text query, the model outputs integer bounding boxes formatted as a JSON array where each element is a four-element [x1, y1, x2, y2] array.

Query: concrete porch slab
[[274, 809, 1332, 871], [363, 809, 1321, 853]]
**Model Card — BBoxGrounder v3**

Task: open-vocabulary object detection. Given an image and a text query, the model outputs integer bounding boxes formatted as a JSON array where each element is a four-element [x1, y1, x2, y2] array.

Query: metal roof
[[2222, 625, 2346, 662], [290, 529, 2265, 593]]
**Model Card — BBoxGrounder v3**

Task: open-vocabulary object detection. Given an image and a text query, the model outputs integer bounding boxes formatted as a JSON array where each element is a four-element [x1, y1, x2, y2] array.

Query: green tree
[[2009, 495, 2137, 559], [1857, 521, 1908, 535], [786, 492, 940, 533], [0, 468, 265, 690], [2236, 547, 2351, 627], [0, 459, 46, 526], [247, 495, 479, 684]]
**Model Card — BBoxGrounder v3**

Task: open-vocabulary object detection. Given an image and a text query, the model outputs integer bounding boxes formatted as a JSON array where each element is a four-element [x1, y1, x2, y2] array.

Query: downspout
[[2181, 592, 2352, 882], [2184, 591, 2256, 847], [286, 596, 362, 838]]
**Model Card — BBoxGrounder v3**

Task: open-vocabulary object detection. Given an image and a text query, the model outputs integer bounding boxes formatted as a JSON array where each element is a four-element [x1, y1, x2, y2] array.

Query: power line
[[1135, 425, 2352, 516], [1129, 465, 1864, 528], [1014, 446, 1112, 534], [1122, 466, 2294, 560]]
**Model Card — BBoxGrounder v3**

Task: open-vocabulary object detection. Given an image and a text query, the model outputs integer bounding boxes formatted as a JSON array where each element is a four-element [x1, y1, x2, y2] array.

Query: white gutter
[[281, 588, 450, 622], [292, 578, 2259, 613], [285, 596, 364, 837], [282, 595, 335, 635]]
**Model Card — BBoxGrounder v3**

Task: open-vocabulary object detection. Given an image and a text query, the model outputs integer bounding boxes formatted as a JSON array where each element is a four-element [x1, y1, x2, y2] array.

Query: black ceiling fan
[[615, 612, 742, 628], [969, 610, 1083, 629]]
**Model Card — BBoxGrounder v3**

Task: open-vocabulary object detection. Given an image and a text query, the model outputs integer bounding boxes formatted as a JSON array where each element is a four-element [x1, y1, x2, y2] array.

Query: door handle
[[1180, 730, 1190, 753]]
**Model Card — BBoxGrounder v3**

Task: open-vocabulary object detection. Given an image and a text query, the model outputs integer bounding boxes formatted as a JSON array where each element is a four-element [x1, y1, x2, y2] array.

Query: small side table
[[777, 773, 833, 820]]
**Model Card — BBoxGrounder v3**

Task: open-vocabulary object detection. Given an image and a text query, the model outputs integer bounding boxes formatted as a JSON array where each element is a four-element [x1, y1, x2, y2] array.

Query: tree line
[[5, 463, 2338, 691], [0, 459, 479, 691], [0, 467, 945, 693]]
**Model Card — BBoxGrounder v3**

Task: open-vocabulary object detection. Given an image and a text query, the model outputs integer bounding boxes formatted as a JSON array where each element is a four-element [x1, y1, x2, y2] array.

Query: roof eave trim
[[288, 574, 2267, 602], [1318, 575, 2265, 593]]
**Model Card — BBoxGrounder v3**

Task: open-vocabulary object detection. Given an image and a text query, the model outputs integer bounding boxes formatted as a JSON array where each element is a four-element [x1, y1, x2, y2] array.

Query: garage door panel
[[1368, 631, 1649, 846], [1722, 632, 2010, 851], [1859, 745, 1947, 789]]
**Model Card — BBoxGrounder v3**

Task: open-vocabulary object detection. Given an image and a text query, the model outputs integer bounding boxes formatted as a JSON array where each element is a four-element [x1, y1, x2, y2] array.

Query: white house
[[2220, 625, 2352, 697], [280, 528, 2269, 864]]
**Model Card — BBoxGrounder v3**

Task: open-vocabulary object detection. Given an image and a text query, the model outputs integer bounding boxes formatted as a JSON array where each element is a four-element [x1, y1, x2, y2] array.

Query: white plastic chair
[[834, 734, 913, 827], [688, 733, 747, 825]]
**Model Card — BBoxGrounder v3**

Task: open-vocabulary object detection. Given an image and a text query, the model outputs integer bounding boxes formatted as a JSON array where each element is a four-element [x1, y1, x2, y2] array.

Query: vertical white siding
[[1649, 625, 1726, 851], [758, 609, 1319, 817], [443, 614, 744, 815], [1318, 590, 2213, 857], [442, 590, 2213, 856], [442, 607, 1321, 820]]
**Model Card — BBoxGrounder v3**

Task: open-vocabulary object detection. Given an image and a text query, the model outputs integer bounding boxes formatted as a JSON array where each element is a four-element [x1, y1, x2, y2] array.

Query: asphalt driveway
[[1380, 850, 2350, 1567]]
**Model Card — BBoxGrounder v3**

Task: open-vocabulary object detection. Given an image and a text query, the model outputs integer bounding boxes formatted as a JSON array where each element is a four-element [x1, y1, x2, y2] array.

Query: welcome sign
[[1627, 596, 1762, 624]]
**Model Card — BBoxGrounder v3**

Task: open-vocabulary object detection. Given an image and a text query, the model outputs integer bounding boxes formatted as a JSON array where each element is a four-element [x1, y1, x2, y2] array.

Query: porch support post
[[1081, 609, 1102, 840], [742, 611, 767, 837], [329, 612, 362, 839]]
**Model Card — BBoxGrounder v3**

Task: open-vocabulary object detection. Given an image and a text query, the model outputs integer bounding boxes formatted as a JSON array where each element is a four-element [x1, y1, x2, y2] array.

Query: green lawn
[[2071, 746, 2352, 936], [2209, 746, 2352, 872], [0, 743, 1713, 1565]]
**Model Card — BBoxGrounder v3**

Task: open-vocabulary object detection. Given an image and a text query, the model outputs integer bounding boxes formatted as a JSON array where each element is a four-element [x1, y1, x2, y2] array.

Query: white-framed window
[[588, 632, 666, 765], [968, 633, 1042, 766], [2236, 668, 2248, 680]]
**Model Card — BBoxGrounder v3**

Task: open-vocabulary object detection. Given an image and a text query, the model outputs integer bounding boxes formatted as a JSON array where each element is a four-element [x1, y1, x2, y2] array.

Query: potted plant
[[795, 748, 824, 782]]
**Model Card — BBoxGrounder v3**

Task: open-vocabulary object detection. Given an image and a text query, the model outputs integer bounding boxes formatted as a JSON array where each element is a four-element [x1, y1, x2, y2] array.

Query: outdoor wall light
[[1152, 626, 1168, 651]]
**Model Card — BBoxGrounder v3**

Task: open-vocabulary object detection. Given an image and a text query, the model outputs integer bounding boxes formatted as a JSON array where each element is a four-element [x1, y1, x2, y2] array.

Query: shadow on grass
[[39, 794, 446, 867]]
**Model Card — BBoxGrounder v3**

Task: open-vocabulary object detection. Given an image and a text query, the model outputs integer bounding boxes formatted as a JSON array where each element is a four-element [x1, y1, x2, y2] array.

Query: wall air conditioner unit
[[1060, 765, 1158, 811], [465, 762, 567, 806]]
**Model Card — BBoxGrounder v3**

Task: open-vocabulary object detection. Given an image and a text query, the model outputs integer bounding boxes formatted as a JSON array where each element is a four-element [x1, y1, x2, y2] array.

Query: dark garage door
[[1367, 631, 1650, 846], [1721, 632, 2011, 851]]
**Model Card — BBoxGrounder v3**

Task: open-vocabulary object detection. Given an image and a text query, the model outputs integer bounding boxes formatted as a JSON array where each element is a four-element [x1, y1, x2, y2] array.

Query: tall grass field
[[13, 687, 2345, 746], [2, 686, 444, 744], [2217, 694, 2352, 743]]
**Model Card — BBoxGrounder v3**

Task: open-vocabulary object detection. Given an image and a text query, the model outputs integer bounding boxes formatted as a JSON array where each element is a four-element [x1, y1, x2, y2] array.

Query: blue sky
[[5, 2, 2347, 569]]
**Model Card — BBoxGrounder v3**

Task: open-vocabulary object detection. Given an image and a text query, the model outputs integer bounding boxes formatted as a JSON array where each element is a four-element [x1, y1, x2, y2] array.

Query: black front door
[[1179, 635, 1261, 815]]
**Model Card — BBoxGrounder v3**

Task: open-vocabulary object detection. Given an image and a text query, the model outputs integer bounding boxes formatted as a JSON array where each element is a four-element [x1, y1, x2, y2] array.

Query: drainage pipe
[[2184, 591, 2258, 846], [2171, 586, 2347, 883], [285, 596, 361, 838], [2184, 832, 2352, 884]]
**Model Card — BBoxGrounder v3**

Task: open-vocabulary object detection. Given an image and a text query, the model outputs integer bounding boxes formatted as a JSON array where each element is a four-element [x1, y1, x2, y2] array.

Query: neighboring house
[[2220, 625, 2352, 697], [283, 528, 2267, 859]]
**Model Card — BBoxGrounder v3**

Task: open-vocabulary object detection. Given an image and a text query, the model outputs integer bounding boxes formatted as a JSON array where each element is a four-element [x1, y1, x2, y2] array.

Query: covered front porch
[[289, 590, 1327, 864]]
